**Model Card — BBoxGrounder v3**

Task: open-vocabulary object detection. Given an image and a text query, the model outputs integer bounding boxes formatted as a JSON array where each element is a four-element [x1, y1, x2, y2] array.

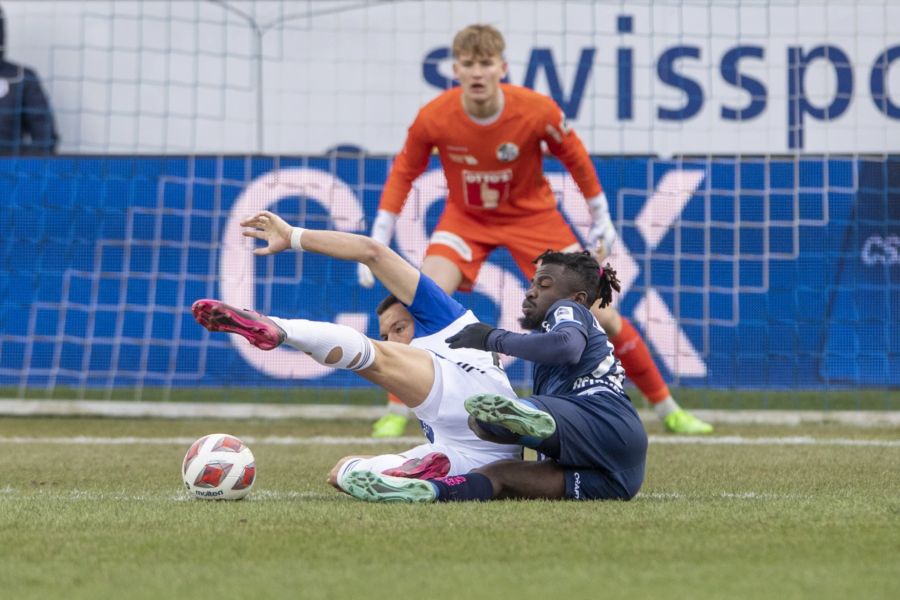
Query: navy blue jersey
[[531, 300, 625, 397]]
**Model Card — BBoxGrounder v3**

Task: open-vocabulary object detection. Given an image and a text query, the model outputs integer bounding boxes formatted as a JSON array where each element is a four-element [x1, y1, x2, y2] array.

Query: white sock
[[336, 454, 408, 492], [653, 396, 680, 419], [269, 317, 375, 371]]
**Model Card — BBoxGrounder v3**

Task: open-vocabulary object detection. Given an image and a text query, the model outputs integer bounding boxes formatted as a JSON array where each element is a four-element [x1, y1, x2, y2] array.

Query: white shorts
[[411, 353, 522, 469]]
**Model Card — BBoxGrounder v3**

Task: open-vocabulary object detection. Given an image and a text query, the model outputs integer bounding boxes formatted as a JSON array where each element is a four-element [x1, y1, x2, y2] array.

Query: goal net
[[0, 0, 897, 409]]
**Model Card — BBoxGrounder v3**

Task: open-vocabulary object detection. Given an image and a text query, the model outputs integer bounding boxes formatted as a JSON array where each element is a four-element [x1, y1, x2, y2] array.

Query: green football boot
[[663, 409, 713, 434], [371, 413, 409, 438], [464, 393, 557, 439], [343, 471, 437, 503]]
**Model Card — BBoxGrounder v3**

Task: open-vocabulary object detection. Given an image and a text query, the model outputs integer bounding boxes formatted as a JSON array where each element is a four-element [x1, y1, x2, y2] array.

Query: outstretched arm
[[240, 210, 420, 305], [357, 112, 433, 288], [446, 323, 586, 365]]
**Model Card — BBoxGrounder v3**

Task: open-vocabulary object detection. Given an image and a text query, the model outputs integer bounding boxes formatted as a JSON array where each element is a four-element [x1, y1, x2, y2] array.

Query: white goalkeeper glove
[[357, 209, 399, 288], [586, 192, 617, 259]]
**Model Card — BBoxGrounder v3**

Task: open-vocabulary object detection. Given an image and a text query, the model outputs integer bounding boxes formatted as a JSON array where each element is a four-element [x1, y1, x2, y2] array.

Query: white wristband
[[290, 227, 306, 250]]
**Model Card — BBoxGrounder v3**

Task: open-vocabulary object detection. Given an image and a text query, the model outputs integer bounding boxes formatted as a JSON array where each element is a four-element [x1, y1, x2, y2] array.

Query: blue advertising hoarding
[[0, 155, 896, 390]]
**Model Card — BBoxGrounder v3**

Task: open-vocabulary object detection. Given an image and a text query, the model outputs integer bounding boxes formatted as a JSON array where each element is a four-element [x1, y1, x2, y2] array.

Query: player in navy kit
[[341, 250, 648, 502]]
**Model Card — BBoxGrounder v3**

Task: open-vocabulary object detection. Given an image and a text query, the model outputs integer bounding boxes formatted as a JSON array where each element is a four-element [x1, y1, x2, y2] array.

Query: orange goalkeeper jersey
[[379, 83, 602, 219]]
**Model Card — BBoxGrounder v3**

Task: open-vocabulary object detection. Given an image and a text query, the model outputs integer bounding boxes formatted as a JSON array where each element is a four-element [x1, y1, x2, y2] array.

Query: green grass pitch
[[1, 416, 897, 600], [4, 386, 898, 410]]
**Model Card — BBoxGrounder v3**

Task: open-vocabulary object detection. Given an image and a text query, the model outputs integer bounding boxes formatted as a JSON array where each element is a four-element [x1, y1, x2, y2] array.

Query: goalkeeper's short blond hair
[[452, 24, 505, 59]]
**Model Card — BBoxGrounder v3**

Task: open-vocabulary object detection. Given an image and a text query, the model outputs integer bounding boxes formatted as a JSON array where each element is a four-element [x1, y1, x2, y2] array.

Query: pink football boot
[[192, 299, 286, 351], [383, 452, 451, 480]]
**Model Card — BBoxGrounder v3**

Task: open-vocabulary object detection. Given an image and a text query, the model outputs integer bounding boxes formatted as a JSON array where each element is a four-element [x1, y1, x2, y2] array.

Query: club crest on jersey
[[496, 142, 519, 162]]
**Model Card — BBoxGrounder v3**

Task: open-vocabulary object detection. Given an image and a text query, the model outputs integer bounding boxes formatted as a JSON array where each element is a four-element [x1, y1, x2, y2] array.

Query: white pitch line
[[649, 435, 900, 447], [2, 400, 900, 427], [0, 435, 424, 446], [0, 489, 337, 502], [0, 489, 833, 503], [0, 435, 897, 447], [639, 491, 814, 501]]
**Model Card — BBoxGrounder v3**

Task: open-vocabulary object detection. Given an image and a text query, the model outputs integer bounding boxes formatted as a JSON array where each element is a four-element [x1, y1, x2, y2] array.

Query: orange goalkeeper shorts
[[424, 207, 581, 291]]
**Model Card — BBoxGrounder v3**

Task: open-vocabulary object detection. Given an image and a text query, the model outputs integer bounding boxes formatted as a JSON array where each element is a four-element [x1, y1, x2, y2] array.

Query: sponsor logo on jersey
[[572, 471, 582, 499], [462, 170, 513, 184], [544, 124, 562, 144], [448, 152, 478, 165], [545, 112, 572, 144], [572, 375, 623, 394], [496, 142, 519, 162], [558, 111, 571, 134], [462, 169, 513, 209], [553, 305, 576, 323]]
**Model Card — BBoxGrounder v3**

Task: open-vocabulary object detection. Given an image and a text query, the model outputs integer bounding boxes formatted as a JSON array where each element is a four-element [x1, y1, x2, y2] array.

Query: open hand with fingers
[[240, 210, 294, 255]]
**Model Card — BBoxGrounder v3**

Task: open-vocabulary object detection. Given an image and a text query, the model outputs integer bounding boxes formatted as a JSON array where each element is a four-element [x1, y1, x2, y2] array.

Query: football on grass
[[182, 433, 256, 500]]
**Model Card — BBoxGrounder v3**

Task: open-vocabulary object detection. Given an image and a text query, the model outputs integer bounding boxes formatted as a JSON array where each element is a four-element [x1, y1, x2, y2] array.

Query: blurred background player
[[193, 210, 522, 486], [0, 4, 58, 155], [344, 251, 648, 503], [361, 24, 711, 436]]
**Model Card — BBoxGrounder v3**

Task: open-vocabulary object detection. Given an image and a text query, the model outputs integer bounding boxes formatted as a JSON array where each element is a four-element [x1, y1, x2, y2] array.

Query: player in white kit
[[190, 210, 522, 491]]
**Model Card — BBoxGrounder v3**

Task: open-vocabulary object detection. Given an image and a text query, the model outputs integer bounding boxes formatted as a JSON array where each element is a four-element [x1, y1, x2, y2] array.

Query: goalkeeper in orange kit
[[363, 24, 711, 437]]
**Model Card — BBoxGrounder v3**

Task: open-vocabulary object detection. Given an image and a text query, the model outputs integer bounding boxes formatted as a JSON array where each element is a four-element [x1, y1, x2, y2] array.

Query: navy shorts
[[529, 390, 648, 500]]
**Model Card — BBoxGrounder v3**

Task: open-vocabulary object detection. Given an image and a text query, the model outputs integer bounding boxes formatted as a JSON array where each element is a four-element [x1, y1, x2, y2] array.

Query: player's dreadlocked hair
[[533, 250, 621, 308]]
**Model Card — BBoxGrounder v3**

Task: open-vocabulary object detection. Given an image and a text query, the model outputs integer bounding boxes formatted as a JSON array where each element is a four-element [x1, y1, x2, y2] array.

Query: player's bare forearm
[[301, 230, 419, 305], [300, 229, 381, 263], [240, 210, 420, 304]]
